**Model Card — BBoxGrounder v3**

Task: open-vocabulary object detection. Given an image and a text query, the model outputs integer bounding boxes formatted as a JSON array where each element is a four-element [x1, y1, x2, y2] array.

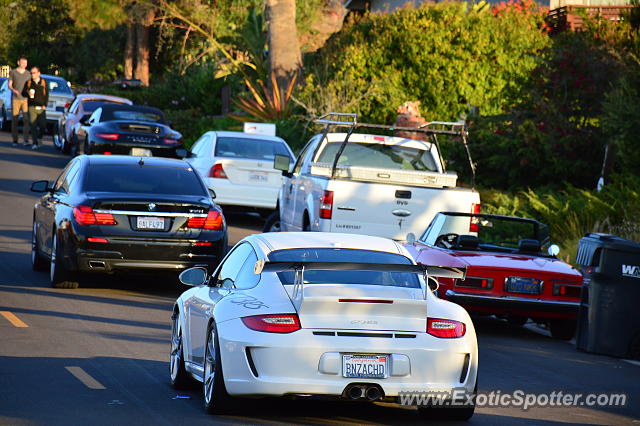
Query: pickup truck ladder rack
[[313, 112, 476, 186]]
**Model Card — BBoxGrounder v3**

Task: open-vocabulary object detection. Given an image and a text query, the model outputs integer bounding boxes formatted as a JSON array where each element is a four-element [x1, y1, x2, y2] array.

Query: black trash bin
[[575, 233, 640, 359]]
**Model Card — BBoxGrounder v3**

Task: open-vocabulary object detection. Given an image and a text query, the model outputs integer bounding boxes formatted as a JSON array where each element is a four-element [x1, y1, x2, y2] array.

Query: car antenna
[[138, 157, 144, 166]]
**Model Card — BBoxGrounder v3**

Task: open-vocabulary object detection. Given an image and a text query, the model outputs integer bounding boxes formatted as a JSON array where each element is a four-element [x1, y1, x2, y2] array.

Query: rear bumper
[[205, 178, 279, 209], [92, 141, 182, 158], [444, 289, 580, 315], [76, 255, 218, 273]]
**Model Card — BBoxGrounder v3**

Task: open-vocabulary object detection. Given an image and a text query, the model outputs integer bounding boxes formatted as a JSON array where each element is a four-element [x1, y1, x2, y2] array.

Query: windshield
[[215, 137, 291, 161], [47, 78, 73, 95], [316, 142, 438, 172], [268, 248, 420, 288], [86, 165, 206, 195], [420, 213, 549, 252]]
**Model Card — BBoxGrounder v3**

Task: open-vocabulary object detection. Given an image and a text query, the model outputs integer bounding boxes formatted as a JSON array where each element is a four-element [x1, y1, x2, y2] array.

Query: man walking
[[21, 67, 48, 150], [8, 56, 30, 146]]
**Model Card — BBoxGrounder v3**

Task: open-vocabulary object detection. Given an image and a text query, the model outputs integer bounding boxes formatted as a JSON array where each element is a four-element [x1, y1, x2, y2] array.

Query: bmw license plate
[[137, 216, 164, 230], [342, 354, 388, 379], [131, 147, 152, 157], [505, 277, 542, 294]]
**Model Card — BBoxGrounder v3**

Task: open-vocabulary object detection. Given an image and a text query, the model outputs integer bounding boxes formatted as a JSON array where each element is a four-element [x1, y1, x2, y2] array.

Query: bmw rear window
[[214, 137, 291, 160], [85, 165, 207, 195], [268, 248, 420, 288]]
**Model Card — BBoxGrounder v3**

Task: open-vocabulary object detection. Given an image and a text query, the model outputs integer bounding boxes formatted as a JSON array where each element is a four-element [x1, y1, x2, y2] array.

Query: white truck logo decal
[[621, 264, 640, 278]]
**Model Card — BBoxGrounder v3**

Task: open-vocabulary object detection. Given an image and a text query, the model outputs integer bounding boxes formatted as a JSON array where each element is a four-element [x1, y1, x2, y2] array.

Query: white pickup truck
[[265, 113, 480, 240]]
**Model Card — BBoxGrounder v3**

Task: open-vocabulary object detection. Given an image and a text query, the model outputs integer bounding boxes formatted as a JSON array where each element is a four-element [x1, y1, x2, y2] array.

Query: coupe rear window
[[316, 142, 438, 172], [268, 248, 420, 288], [214, 137, 291, 160], [86, 165, 206, 195]]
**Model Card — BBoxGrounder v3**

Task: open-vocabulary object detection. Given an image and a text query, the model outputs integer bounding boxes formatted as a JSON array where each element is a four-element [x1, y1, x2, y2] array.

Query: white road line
[[0, 311, 28, 327], [65, 366, 106, 390]]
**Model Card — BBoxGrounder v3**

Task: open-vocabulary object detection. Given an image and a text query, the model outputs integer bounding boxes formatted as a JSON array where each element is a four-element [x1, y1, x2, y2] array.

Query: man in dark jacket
[[21, 66, 48, 149]]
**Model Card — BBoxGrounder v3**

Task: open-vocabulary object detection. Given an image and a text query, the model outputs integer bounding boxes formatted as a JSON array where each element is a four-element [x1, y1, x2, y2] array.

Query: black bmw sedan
[[75, 104, 184, 158], [31, 155, 227, 289]]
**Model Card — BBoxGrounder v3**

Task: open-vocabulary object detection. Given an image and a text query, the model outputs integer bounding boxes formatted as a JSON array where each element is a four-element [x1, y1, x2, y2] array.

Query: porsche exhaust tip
[[365, 386, 382, 401], [347, 385, 365, 400], [344, 384, 383, 401]]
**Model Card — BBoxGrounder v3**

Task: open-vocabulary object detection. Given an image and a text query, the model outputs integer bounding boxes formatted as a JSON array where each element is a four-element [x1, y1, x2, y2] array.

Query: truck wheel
[[263, 211, 281, 233], [302, 213, 310, 231], [549, 319, 576, 340]]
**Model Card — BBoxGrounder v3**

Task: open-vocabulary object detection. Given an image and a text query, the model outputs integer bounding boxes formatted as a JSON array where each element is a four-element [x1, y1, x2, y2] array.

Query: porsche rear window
[[268, 248, 420, 288], [86, 165, 206, 195]]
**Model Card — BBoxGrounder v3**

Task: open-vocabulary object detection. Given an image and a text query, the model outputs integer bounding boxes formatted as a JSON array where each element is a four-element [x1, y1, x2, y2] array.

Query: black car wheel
[[203, 321, 237, 414], [263, 210, 281, 233], [31, 222, 48, 271], [50, 232, 79, 289], [0, 107, 8, 131]]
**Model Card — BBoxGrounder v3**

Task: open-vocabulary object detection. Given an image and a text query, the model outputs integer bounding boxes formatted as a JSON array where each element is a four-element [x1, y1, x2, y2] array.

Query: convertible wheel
[[262, 210, 281, 233], [203, 322, 236, 414], [170, 313, 193, 389], [549, 319, 576, 340], [50, 232, 79, 289], [31, 222, 48, 271]]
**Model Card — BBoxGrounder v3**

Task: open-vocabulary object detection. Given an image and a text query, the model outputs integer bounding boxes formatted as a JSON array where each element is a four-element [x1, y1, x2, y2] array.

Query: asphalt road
[[0, 133, 638, 426]]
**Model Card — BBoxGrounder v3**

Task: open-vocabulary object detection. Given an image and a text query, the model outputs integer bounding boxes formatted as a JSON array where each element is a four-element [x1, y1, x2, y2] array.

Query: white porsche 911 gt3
[[170, 232, 478, 420]]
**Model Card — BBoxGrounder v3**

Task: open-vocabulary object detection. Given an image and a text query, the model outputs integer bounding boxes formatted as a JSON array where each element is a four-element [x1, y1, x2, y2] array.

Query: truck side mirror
[[274, 154, 292, 177]]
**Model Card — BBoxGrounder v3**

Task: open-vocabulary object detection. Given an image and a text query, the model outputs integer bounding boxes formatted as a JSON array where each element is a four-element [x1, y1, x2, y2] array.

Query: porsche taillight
[[241, 314, 301, 333], [73, 205, 117, 226], [186, 210, 223, 230], [427, 318, 466, 338]]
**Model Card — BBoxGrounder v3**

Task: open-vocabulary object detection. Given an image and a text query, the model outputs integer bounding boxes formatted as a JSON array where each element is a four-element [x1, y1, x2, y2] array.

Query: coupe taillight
[[95, 133, 120, 141], [209, 163, 227, 179], [186, 210, 223, 230], [73, 205, 117, 226], [469, 203, 481, 232], [427, 318, 466, 338], [163, 137, 180, 145], [241, 314, 301, 333], [319, 190, 334, 219]]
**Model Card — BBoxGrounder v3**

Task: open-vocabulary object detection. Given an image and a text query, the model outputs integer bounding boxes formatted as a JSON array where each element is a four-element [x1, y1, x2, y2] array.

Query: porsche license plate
[[342, 354, 388, 379], [137, 216, 164, 230], [505, 277, 542, 294], [131, 147, 152, 157]]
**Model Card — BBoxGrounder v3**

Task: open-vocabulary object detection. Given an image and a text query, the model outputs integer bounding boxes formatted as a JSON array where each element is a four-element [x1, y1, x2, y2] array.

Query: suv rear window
[[86, 165, 206, 195], [316, 142, 438, 172], [215, 137, 291, 160], [268, 248, 420, 288]]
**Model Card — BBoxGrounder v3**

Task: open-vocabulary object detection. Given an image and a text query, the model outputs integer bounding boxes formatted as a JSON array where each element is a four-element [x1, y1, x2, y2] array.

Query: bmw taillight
[[241, 314, 301, 333], [427, 318, 466, 338], [319, 190, 334, 219], [209, 163, 227, 179], [95, 133, 120, 141], [186, 210, 223, 230], [469, 203, 481, 232], [73, 205, 117, 226]]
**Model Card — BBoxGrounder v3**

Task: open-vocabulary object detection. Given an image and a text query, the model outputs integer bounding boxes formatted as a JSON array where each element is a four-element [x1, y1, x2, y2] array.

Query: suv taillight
[[186, 210, 223, 230], [319, 190, 334, 219], [241, 314, 301, 333], [469, 203, 481, 232], [73, 205, 117, 226], [209, 163, 227, 179], [427, 318, 466, 338]]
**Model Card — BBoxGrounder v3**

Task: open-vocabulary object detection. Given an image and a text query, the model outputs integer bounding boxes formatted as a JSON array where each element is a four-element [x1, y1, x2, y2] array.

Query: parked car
[[56, 93, 132, 154], [75, 104, 183, 157], [267, 112, 480, 238], [30, 155, 227, 289], [404, 212, 584, 340], [171, 232, 477, 420], [186, 131, 295, 216], [0, 74, 74, 133]]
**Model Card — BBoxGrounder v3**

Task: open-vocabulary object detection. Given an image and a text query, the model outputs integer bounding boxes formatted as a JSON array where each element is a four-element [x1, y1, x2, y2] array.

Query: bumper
[[205, 178, 279, 209], [444, 289, 580, 314], [217, 319, 478, 398], [92, 141, 182, 158]]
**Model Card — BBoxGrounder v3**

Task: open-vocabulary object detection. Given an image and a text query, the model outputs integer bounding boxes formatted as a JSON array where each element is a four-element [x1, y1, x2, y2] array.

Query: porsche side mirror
[[175, 148, 191, 158], [548, 244, 560, 257], [427, 277, 440, 293], [179, 267, 208, 286], [208, 188, 217, 199], [406, 233, 416, 244], [31, 180, 51, 193]]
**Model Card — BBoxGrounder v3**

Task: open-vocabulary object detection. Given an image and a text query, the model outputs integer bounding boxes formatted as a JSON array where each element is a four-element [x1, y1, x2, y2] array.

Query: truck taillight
[[469, 203, 481, 232], [319, 190, 334, 219], [427, 318, 466, 338], [209, 163, 227, 179], [73, 205, 117, 226], [186, 210, 223, 230]]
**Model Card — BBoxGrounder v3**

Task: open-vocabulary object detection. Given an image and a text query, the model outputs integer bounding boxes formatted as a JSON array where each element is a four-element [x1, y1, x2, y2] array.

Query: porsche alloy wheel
[[203, 322, 236, 414], [170, 314, 192, 389]]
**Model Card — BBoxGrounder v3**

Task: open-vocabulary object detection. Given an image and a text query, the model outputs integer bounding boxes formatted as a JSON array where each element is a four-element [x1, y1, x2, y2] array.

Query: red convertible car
[[404, 212, 583, 340]]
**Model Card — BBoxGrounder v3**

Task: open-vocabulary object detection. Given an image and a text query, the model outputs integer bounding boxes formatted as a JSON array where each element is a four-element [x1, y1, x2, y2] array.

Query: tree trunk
[[124, 22, 135, 80], [265, 0, 302, 89], [134, 8, 155, 87]]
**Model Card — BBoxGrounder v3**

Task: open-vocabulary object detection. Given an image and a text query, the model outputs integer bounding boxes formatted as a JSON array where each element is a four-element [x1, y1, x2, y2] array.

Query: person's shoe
[[31, 144, 38, 150]]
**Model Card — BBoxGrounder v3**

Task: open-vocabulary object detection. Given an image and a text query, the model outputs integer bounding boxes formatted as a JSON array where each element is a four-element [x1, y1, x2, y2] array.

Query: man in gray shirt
[[8, 56, 31, 146]]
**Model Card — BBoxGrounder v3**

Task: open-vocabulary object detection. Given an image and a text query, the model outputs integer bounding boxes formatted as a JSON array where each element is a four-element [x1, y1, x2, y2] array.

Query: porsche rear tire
[[203, 321, 237, 414], [170, 313, 194, 389]]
